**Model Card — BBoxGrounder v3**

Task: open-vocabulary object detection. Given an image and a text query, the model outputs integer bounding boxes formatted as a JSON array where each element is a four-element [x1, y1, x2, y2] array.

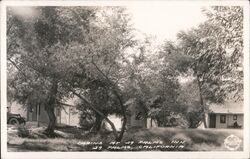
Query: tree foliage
[[177, 6, 243, 103], [156, 6, 244, 128], [7, 5, 244, 138], [7, 7, 134, 139]]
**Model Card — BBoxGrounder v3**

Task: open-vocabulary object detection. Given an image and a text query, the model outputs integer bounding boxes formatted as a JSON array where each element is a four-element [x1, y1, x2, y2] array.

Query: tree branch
[[7, 57, 28, 79], [91, 60, 127, 141], [70, 88, 118, 139]]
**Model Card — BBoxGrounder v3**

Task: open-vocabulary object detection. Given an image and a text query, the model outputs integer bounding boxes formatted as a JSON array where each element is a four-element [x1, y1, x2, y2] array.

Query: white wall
[[59, 107, 79, 126], [147, 118, 158, 128], [215, 114, 227, 128], [215, 114, 243, 128], [106, 115, 122, 130], [227, 114, 243, 128]]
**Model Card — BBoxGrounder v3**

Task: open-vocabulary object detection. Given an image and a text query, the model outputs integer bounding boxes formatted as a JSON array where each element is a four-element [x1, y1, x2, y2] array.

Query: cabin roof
[[124, 98, 136, 106], [124, 98, 148, 111], [208, 101, 243, 114]]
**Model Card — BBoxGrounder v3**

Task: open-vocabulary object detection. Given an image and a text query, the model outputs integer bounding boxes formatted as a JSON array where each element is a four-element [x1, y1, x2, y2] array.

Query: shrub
[[186, 110, 203, 128], [78, 111, 95, 130], [17, 126, 30, 138]]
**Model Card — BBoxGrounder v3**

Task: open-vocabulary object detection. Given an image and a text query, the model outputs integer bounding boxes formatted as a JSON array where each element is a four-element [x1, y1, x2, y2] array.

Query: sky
[[125, 4, 208, 84], [10, 5, 207, 44], [127, 5, 207, 43]]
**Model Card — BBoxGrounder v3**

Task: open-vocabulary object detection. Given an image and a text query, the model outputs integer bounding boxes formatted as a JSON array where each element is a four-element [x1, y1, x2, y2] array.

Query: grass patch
[[7, 126, 243, 152]]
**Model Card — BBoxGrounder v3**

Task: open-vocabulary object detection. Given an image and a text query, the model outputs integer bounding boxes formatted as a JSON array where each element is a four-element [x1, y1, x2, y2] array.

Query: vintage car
[[7, 112, 26, 125]]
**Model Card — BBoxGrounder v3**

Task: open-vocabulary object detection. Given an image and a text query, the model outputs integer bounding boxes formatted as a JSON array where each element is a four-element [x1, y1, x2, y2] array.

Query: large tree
[[8, 6, 135, 140], [8, 7, 110, 135], [174, 6, 243, 127], [62, 7, 135, 141], [121, 37, 183, 127]]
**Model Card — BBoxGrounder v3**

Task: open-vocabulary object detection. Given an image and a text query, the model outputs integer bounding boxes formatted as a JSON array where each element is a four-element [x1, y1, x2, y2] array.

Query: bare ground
[[7, 122, 243, 151]]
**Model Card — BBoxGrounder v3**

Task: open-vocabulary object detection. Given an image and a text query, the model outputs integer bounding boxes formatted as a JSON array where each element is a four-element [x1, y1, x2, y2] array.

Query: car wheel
[[8, 118, 20, 125], [20, 121, 26, 126]]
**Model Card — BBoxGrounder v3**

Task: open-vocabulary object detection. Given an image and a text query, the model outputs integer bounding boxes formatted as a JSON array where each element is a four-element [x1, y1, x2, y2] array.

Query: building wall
[[27, 104, 49, 124], [29, 105, 80, 126], [227, 114, 243, 128], [106, 115, 122, 131], [129, 112, 147, 128], [125, 99, 147, 129], [59, 107, 79, 126], [215, 114, 243, 128], [215, 114, 227, 128], [146, 118, 157, 128], [8, 101, 79, 126], [127, 104, 147, 128]]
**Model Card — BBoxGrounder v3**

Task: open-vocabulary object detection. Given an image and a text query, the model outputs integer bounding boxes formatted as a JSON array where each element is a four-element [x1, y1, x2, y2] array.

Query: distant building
[[125, 98, 148, 128], [105, 115, 123, 130], [8, 99, 79, 126], [206, 101, 243, 129]]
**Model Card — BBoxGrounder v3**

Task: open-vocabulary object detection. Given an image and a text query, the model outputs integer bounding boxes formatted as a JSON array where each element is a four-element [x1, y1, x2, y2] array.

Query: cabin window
[[233, 115, 237, 120], [29, 106, 33, 112], [220, 115, 226, 123], [36, 105, 41, 115], [38, 105, 41, 115], [56, 107, 60, 116], [135, 111, 143, 120]]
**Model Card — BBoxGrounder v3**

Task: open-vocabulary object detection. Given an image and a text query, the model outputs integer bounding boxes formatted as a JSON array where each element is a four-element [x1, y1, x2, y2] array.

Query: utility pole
[[37, 104, 40, 127], [68, 107, 71, 125]]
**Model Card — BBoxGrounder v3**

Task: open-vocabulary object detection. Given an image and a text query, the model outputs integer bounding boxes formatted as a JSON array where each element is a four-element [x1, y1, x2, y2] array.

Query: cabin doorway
[[209, 114, 216, 128]]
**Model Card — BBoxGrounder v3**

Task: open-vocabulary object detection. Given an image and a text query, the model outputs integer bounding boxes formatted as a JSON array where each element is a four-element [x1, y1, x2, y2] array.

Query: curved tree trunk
[[116, 116, 127, 142], [92, 113, 104, 132], [91, 62, 128, 142], [95, 114, 104, 131], [112, 91, 127, 142], [71, 90, 119, 139]]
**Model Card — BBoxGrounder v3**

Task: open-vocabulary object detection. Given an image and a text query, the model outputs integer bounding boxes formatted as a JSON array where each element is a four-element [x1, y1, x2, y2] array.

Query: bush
[[78, 111, 95, 130], [17, 126, 30, 138], [186, 111, 203, 128]]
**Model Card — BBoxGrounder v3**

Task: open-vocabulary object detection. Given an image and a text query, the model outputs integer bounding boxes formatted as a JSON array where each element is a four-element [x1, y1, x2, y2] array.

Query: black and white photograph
[[1, 0, 249, 158]]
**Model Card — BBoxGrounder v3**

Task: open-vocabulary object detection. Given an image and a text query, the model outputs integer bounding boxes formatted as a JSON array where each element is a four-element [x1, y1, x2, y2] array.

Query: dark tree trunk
[[110, 89, 127, 142], [188, 117, 195, 128], [44, 79, 58, 137], [163, 112, 167, 127], [196, 76, 207, 128], [156, 117, 162, 127], [95, 114, 103, 131], [45, 106, 56, 136], [91, 113, 104, 132]]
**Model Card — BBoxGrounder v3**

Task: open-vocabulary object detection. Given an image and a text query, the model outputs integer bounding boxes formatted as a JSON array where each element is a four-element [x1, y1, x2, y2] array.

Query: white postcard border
[[1, 1, 249, 159]]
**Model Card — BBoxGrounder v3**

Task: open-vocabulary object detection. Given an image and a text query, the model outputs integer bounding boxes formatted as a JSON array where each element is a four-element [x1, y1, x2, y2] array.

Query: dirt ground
[[7, 122, 243, 151]]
